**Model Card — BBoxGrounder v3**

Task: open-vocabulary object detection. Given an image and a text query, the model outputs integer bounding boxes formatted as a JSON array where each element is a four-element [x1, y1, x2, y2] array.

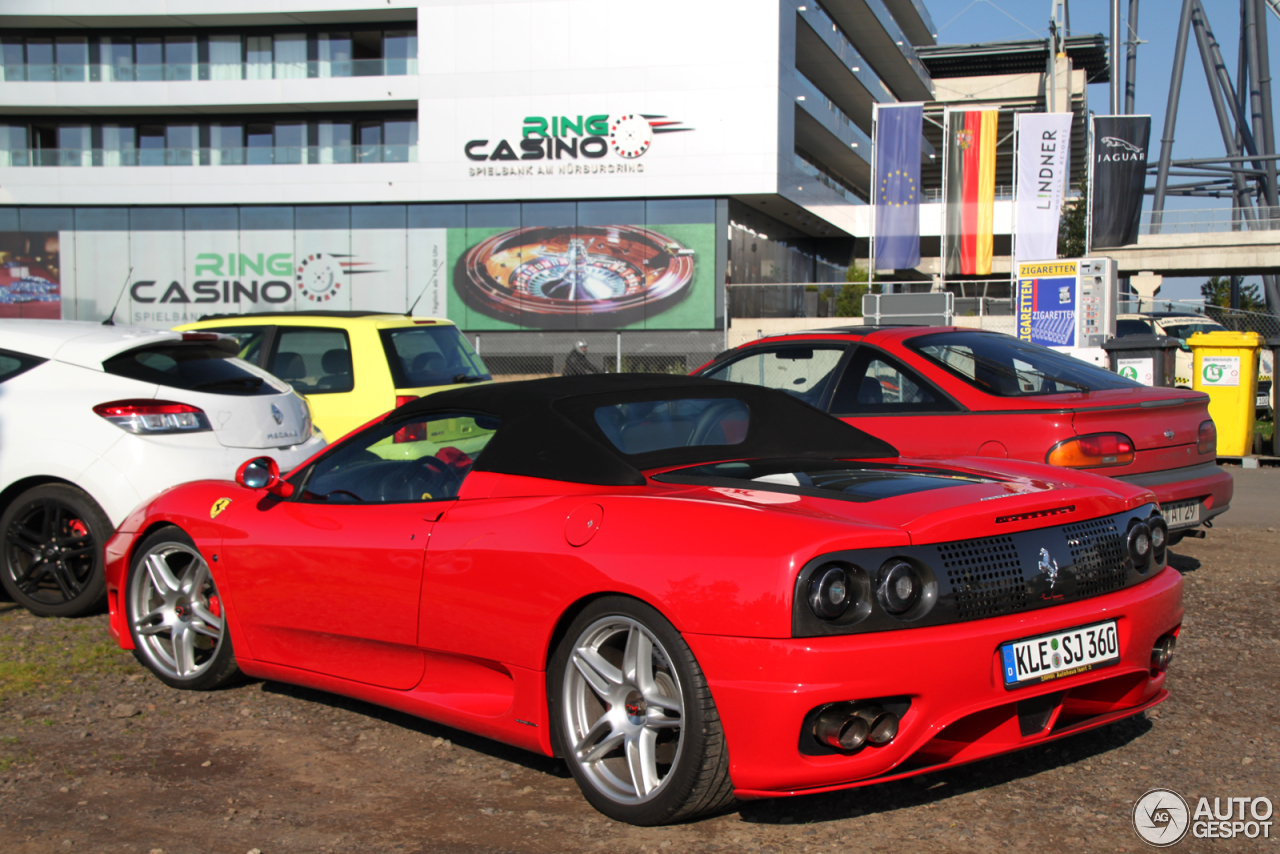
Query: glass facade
[[0, 26, 417, 82], [0, 201, 724, 334], [0, 114, 417, 167]]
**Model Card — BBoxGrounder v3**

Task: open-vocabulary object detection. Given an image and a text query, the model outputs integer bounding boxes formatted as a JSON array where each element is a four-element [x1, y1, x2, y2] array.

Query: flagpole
[[870, 102, 878, 292], [1011, 112, 1020, 298], [940, 107, 950, 291], [1085, 114, 1095, 256]]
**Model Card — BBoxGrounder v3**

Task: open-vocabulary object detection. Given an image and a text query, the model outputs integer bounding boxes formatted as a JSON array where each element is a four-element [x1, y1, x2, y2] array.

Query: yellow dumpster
[[1189, 330, 1263, 456]]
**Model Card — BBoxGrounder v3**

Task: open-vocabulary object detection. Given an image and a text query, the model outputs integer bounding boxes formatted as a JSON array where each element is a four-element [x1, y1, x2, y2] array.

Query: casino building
[[0, 0, 1096, 371]]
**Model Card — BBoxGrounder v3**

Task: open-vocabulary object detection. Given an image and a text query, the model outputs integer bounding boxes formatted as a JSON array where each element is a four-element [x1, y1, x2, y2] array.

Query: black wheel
[[125, 525, 240, 691], [0, 484, 111, 617], [548, 596, 736, 825]]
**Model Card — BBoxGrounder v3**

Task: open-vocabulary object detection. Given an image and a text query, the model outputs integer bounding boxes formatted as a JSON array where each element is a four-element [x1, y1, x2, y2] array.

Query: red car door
[[220, 500, 436, 690], [218, 408, 491, 691]]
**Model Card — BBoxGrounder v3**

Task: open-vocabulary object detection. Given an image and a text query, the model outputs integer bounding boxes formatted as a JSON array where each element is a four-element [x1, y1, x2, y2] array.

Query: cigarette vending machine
[[1015, 257, 1118, 365]]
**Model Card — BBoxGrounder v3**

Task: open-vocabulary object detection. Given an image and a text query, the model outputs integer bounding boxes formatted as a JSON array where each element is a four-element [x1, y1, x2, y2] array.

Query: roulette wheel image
[[458, 225, 695, 329]]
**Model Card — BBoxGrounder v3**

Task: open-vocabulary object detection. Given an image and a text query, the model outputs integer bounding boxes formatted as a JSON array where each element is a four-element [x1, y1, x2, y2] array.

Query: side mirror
[[235, 456, 294, 497]]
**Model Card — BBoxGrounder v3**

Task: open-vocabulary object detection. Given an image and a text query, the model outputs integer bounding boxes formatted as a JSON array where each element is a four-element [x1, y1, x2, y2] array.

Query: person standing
[[564, 340, 601, 375]]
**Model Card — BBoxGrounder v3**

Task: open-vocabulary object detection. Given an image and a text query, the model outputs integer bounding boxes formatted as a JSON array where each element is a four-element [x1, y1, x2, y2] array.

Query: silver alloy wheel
[[562, 616, 685, 805], [129, 542, 224, 681]]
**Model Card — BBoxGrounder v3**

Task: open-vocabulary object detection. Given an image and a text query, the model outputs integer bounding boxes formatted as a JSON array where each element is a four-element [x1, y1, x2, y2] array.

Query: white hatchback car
[[0, 320, 326, 617]]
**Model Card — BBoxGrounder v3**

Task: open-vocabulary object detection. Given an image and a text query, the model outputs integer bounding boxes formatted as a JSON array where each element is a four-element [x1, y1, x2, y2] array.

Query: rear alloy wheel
[[0, 484, 110, 617], [126, 526, 239, 690], [549, 596, 736, 825]]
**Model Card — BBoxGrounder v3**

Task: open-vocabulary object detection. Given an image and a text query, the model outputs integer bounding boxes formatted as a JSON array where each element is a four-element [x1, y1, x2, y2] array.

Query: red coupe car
[[104, 375, 1182, 825], [696, 327, 1231, 542]]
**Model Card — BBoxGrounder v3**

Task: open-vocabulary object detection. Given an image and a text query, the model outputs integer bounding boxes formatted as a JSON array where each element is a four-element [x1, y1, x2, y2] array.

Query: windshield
[[1158, 320, 1225, 339], [909, 331, 1142, 396], [380, 325, 491, 388]]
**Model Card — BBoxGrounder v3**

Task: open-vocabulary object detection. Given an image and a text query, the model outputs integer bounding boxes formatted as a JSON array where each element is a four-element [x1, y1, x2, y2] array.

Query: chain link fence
[[469, 330, 726, 381]]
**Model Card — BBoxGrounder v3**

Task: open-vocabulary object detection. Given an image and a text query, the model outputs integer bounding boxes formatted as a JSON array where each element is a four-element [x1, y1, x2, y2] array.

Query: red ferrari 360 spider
[[104, 375, 1182, 826]]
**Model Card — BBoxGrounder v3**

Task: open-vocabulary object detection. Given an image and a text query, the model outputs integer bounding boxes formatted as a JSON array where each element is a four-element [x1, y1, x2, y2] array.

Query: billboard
[[448, 222, 715, 331], [1016, 260, 1078, 347], [0, 231, 61, 318], [22, 203, 719, 331]]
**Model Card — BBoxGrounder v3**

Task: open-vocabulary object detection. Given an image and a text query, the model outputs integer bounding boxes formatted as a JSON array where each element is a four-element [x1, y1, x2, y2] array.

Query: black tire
[[0, 483, 111, 617], [548, 596, 736, 825], [125, 525, 240, 691]]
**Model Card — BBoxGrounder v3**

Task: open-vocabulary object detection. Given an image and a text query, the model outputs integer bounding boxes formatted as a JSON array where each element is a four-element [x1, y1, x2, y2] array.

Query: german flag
[[944, 110, 998, 276]]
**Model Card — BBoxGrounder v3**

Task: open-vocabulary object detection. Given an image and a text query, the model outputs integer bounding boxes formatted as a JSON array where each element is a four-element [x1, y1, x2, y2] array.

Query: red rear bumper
[[1115, 460, 1233, 526], [685, 566, 1183, 797]]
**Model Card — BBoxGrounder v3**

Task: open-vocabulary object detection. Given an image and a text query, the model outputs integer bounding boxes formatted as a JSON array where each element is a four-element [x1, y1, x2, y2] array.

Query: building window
[[0, 26, 417, 82]]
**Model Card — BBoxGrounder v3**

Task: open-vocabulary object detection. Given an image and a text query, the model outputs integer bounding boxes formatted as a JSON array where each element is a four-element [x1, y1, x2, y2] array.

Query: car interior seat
[[273, 351, 307, 383], [318, 348, 353, 391]]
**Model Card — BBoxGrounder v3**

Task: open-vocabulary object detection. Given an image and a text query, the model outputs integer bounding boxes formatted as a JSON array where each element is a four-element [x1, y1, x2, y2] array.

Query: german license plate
[[1163, 500, 1201, 529], [1001, 620, 1119, 689]]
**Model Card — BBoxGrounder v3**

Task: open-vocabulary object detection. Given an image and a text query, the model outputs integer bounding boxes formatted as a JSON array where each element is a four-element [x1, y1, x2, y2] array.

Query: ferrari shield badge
[[210, 498, 232, 519]]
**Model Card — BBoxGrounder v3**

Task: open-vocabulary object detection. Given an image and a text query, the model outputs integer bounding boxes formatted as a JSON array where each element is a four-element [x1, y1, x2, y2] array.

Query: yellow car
[[177, 312, 491, 441]]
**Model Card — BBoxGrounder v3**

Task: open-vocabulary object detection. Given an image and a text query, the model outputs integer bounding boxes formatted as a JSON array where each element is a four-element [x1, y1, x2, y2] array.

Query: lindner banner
[[1014, 112, 1073, 264], [944, 109, 999, 276], [1089, 115, 1150, 249], [872, 103, 923, 271]]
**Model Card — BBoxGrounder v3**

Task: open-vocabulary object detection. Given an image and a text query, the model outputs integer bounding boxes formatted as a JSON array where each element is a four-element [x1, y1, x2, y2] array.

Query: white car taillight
[[93, 399, 212, 434]]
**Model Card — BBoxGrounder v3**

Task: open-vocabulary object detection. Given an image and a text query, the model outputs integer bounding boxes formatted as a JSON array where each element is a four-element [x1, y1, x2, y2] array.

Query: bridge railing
[[1142, 206, 1280, 234]]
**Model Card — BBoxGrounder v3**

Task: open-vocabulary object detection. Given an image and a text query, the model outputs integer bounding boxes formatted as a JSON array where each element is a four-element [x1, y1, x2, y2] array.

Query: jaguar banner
[[1089, 115, 1150, 249]]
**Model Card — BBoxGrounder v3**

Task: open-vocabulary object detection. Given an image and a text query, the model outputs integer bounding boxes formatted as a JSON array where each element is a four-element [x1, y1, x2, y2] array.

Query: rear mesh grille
[[1065, 517, 1127, 598], [937, 536, 1027, 620]]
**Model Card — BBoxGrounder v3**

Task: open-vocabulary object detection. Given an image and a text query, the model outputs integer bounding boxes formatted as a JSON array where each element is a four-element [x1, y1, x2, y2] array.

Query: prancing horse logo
[[1038, 548, 1060, 591]]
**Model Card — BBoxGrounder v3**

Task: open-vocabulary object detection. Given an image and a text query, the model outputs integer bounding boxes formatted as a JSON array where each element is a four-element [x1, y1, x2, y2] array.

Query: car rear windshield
[[593, 397, 749, 455], [0, 348, 44, 384], [909, 331, 1142, 396], [103, 343, 278, 396], [380, 326, 491, 389]]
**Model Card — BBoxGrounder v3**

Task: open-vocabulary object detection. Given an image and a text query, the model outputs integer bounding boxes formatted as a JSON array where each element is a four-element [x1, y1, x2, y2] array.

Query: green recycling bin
[[1188, 330, 1263, 456]]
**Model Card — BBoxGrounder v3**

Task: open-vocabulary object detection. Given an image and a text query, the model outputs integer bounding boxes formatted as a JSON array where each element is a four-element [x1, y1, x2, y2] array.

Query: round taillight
[[877, 561, 922, 615], [808, 565, 852, 620], [1149, 516, 1168, 565], [1128, 522, 1152, 569]]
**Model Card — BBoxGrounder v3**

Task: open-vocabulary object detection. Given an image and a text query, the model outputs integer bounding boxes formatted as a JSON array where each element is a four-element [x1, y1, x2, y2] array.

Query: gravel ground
[[0, 525, 1276, 854]]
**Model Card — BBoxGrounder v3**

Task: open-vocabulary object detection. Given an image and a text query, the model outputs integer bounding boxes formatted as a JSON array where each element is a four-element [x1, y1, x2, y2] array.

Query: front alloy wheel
[[126, 526, 239, 690], [549, 596, 735, 825]]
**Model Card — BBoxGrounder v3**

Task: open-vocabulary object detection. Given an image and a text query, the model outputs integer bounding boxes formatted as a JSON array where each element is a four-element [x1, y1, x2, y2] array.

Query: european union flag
[[874, 104, 923, 271]]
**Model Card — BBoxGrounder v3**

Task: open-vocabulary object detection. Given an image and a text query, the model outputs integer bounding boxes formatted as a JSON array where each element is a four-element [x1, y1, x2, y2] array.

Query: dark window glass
[[246, 123, 273, 165], [1115, 318, 1155, 337], [103, 344, 276, 395], [700, 345, 846, 408], [352, 31, 383, 60], [593, 398, 749, 455], [275, 121, 305, 164], [55, 37, 88, 81], [135, 38, 162, 80], [380, 326, 490, 389], [164, 36, 196, 80], [0, 38, 24, 75], [910, 331, 1143, 396], [828, 349, 954, 414], [269, 328, 353, 394], [26, 39, 54, 81], [296, 412, 498, 504], [0, 348, 45, 383]]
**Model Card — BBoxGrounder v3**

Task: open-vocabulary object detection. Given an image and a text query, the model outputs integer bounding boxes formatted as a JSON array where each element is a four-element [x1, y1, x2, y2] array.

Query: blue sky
[[926, 0, 1276, 301]]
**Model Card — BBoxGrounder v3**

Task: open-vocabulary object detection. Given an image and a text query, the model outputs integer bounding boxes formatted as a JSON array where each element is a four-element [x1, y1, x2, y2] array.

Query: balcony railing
[[0, 145, 417, 166], [0, 58, 417, 82]]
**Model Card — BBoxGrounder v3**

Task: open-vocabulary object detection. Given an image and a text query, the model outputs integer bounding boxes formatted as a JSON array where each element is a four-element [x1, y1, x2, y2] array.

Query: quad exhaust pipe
[[813, 704, 900, 753]]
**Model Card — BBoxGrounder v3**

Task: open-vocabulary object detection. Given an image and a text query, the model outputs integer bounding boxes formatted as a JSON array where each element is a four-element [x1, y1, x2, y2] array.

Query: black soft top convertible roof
[[398, 374, 899, 486]]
